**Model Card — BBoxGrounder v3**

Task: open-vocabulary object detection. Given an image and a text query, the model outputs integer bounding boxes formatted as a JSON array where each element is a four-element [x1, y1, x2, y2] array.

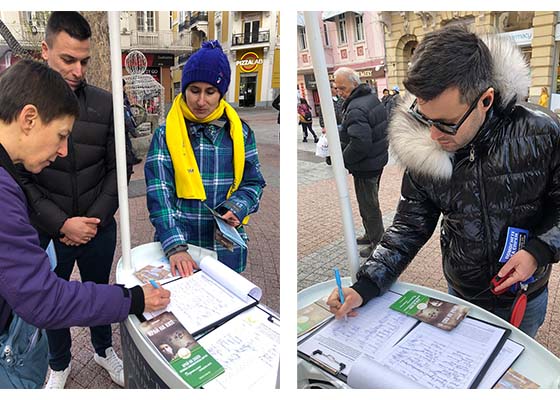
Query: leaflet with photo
[[139, 311, 224, 388], [297, 296, 332, 337], [389, 290, 470, 331]]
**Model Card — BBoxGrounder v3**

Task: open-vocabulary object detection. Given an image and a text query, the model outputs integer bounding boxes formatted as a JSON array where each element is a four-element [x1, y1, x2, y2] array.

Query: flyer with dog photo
[[390, 290, 470, 331]]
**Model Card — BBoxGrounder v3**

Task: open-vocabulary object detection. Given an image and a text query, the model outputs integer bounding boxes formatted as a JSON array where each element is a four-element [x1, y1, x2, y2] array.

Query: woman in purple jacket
[[0, 60, 170, 388]]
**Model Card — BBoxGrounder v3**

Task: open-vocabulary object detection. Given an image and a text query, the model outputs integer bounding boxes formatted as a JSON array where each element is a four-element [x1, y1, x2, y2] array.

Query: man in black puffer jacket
[[327, 25, 560, 338], [17, 13, 124, 388], [333, 67, 388, 258]]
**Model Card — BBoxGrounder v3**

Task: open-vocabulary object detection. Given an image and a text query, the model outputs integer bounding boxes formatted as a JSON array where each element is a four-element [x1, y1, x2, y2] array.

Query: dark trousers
[[301, 123, 317, 139], [353, 173, 384, 245], [39, 218, 117, 371]]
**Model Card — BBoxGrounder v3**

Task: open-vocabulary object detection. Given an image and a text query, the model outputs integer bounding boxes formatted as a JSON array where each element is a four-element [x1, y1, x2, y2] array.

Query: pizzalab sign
[[236, 51, 264, 73]]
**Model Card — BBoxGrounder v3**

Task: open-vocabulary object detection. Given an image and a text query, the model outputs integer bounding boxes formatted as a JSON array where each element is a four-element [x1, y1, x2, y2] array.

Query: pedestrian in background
[[319, 81, 344, 133], [333, 67, 388, 258], [298, 98, 318, 143], [538, 86, 549, 108], [145, 40, 266, 276]]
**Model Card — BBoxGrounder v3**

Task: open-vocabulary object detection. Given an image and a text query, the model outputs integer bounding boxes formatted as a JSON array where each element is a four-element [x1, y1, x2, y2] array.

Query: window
[[244, 20, 260, 44], [323, 23, 330, 46], [298, 27, 307, 50], [355, 14, 364, 41], [337, 14, 347, 44], [137, 11, 155, 32], [216, 22, 222, 42], [23, 11, 49, 31]]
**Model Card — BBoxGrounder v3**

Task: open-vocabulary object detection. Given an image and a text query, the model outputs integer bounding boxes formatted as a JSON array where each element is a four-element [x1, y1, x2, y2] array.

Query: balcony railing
[[189, 12, 208, 25], [0, 22, 44, 50], [231, 30, 270, 46], [122, 30, 193, 51]]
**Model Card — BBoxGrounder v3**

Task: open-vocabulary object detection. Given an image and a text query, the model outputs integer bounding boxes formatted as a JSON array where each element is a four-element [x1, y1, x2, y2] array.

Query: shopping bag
[[315, 134, 329, 158]]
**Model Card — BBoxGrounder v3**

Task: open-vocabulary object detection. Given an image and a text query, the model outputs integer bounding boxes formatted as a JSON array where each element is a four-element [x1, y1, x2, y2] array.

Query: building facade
[[170, 11, 280, 108], [382, 11, 560, 110], [297, 11, 387, 116], [120, 11, 193, 107]]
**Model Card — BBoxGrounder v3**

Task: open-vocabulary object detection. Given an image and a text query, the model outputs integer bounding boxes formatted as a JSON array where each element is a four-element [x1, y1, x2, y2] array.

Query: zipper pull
[[469, 145, 475, 162]]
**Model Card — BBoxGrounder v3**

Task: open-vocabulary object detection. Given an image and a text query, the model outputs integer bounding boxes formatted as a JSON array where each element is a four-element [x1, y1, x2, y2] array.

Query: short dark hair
[[383, 88, 389, 94], [45, 12, 91, 46], [0, 60, 80, 124], [403, 24, 494, 104]]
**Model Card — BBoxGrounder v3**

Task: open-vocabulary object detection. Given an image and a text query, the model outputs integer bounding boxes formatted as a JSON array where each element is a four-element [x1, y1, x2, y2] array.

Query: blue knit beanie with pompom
[[181, 40, 231, 97]]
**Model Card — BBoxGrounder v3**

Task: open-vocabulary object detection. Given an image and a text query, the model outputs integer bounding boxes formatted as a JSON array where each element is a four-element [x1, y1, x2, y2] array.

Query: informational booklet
[[478, 339, 525, 388], [133, 263, 173, 284], [297, 296, 332, 337], [143, 256, 262, 336], [204, 203, 247, 250], [139, 311, 224, 388], [390, 290, 470, 331], [493, 368, 539, 389], [298, 290, 512, 389], [199, 306, 280, 389]]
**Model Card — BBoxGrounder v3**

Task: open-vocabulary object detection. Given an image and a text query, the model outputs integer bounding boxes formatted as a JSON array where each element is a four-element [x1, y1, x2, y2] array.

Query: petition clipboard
[[298, 301, 513, 388]]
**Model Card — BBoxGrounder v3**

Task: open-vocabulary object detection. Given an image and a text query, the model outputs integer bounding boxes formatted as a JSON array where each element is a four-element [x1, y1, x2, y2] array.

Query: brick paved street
[[50, 108, 279, 389], [297, 118, 560, 359]]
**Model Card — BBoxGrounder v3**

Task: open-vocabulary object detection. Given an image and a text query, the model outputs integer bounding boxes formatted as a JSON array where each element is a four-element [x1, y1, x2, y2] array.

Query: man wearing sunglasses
[[327, 24, 560, 338]]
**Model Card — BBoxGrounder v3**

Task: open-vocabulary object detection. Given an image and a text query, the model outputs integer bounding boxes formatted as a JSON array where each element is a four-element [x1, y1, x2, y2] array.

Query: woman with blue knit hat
[[145, 40, 266, 275]]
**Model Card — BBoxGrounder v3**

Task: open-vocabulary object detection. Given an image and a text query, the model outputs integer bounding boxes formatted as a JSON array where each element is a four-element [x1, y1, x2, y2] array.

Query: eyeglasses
[[408, 90, 487, 135]]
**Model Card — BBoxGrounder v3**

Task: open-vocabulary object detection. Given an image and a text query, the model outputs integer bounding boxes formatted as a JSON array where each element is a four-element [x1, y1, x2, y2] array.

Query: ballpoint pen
[[333, 268, 347, 321], [149, 279, 160, 289]]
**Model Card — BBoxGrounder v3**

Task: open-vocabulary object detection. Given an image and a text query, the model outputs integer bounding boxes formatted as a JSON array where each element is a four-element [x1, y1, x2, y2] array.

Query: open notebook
[[143, 256, 262, 336], [298, 290, 519, 389]]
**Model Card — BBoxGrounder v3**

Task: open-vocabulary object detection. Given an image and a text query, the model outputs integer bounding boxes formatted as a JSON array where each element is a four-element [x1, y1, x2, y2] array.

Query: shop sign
[[236, 51, 263, 73], [499, 28, 533, 46], [145, 67, 161, 83], [153, 53, 174, 67]]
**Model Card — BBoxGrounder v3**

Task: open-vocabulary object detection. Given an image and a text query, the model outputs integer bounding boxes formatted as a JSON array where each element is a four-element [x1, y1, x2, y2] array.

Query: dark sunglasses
[[408, 90, 487, 135]]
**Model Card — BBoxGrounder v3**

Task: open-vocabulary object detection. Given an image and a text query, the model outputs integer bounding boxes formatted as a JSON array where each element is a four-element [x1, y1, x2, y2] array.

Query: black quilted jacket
[[18, 82, 117, 237], [353, 99, 560, 309]]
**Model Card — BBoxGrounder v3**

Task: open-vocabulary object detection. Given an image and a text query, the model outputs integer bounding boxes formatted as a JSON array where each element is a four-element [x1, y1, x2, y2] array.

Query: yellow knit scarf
[[165, 94, 245, 202]]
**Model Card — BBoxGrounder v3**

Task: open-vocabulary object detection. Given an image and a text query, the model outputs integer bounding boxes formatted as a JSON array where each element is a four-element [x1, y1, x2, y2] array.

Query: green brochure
[[140, 311, 224, 388], [390, 290, 470, 331]]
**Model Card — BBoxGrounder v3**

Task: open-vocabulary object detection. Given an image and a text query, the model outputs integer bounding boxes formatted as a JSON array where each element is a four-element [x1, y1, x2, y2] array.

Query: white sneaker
[[94, 347, 124, 387], [44, 363, 71, 389]]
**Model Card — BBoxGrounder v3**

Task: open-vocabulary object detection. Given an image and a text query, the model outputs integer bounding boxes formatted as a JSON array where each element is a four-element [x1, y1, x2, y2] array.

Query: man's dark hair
[[383, 88, 389, 94], [403, 24, 494, 104], [45, 12, 91, 46], [0, 60, 79, 124]]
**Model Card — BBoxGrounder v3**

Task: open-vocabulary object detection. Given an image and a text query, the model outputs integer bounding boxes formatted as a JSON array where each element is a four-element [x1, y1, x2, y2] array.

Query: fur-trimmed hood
[[388, 34, 530, 180]]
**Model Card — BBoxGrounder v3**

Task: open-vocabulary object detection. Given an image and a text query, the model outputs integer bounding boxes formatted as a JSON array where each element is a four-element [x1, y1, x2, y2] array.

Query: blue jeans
[[0, 314, 48, 388], [39, 218, 117, 371], [448, 285, 548, 338]]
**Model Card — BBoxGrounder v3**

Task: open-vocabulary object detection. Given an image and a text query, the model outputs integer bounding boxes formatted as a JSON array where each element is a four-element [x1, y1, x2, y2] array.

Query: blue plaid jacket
[[145, 117, 265, 272]]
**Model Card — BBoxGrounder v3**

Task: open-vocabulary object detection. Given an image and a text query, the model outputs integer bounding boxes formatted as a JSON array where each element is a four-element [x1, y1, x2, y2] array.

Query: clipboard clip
[[310, 349, 346, 376]]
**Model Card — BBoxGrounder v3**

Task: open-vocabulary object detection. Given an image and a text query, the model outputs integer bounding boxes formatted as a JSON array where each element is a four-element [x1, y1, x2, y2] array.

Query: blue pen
[[149, 279, 160, 289], [334, 268, 348, 321]]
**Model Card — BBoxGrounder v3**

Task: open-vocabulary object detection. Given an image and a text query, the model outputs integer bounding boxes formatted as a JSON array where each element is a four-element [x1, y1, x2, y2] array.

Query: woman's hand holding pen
[[326, 287, 363, 320], [141, 284, 171, 312], [169, 251, 198, 277]]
